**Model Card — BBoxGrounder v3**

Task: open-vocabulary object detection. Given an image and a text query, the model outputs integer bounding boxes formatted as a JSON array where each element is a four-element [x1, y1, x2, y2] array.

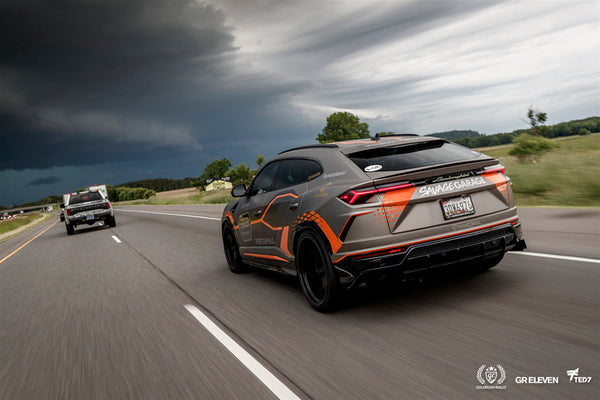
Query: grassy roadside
[[0, 212, 55, 242], [478, 133, 600, 207], [115, 188, 233, 206]]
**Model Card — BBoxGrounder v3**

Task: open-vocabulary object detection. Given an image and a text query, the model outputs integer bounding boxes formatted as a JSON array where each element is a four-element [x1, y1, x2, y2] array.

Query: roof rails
[[372, 133, 420, 141], [278, 143, 339, 154]]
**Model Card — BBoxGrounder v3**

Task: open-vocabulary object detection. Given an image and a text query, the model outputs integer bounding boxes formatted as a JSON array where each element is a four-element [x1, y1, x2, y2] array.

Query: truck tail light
[[105, 202, 111, 209], [339, 182, 414, 205], [66, 209, 72, 216]]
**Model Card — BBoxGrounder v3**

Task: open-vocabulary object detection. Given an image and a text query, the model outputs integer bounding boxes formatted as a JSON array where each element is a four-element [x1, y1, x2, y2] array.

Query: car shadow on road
[[343, 266, 519, 314], [247, 263, 520, 314], [68, 223, 112, 236]]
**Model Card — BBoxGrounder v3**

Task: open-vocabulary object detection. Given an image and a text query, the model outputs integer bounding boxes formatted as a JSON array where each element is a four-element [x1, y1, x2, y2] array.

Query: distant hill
[[452, 116, 600, 148], [425, 130, 482, 141]]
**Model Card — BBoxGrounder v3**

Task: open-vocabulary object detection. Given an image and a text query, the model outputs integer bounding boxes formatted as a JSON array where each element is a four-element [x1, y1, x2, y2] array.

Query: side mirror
[[231, 184, 247, 197], [60, 204, 64, 208]]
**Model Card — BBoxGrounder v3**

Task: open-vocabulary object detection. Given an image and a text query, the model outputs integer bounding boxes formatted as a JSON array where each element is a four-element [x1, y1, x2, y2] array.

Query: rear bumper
[[67, 210, 112, 225], [335, 222, 525, 288]]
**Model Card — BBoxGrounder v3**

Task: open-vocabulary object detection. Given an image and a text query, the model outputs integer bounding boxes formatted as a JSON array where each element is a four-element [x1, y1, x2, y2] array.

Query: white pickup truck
[[62, 188, 115, 235]]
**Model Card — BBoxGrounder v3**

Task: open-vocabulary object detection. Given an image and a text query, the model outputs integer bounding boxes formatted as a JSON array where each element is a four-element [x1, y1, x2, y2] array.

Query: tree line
[[452, 116, 599, 148], [106, 186, 156, 202]]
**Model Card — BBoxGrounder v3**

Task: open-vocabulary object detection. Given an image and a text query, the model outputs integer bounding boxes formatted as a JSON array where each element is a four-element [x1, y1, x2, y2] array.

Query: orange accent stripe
[[380, 186, 416, 228], [313, 214, 343, 254], [251, 193, 298, 231], [280, 226, 291, 256], [223, 211, 234, 225], [483, 172, 507, 186], [244, 253, 289, 263], [251, 220, 283, 231], [334, 217, 519, 264]]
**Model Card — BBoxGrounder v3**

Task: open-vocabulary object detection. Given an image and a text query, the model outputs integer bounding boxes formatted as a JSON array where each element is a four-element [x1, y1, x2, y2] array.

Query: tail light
[[352, 246, 405, 261], [480, 164, 505, 175], [66, 209, 72, 216], [339, 182, 414, 205], [105, 202, 111, 209]]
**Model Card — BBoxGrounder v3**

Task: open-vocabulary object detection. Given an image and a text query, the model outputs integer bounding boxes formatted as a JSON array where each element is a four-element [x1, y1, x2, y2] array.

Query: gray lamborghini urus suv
[[222, 135, 526, 311]]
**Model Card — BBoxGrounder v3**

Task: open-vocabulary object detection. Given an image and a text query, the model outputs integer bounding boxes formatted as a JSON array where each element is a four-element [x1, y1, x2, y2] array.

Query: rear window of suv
[[70, 192, 103, 204], [348, 140, 480, 172]]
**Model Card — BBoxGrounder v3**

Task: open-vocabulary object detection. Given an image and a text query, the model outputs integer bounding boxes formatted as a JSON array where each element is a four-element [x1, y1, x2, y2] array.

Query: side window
[[273, 159, 323, 190], [306, 160, 322, 181], [249, 162, 280, 194]]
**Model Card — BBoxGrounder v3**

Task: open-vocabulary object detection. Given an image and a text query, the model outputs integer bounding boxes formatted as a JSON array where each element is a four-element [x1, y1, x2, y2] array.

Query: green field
[[478, 133, 600, 207], [0, 213, 52, 236], [116, 188, 234, 206]]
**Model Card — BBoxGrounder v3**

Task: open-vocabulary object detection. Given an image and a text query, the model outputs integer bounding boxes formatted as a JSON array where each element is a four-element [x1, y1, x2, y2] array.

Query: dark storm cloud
[[0, 0, 237, 170], [27, 176, 61, 186]]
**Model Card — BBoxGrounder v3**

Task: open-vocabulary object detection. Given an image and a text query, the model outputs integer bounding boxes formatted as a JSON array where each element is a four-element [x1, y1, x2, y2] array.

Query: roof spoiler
[[279, 143, 339, 154], [372, 133, 420, 141]]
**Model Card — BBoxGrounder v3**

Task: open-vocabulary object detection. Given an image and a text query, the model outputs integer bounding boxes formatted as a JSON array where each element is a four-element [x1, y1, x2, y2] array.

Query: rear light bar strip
[[479, 164, 505, 175], [339, 182, 414, 205]]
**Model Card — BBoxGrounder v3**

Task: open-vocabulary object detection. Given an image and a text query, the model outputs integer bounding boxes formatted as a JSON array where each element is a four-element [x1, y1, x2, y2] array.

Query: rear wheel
[[66, 223, 75, 235], [222, 224, 247, 273], [107, 216, 116, 227], [296, 230, 341, 312]]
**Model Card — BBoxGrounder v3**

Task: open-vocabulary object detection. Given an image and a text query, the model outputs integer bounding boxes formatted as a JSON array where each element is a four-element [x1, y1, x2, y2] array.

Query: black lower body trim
[[336, 224, 522, 288]]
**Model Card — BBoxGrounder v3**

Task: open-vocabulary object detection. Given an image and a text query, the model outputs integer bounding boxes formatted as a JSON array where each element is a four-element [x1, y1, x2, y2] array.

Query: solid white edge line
[[111, 235, 122, 244], [118, 209, 220, 221], [184, 305, 301, 400], [508, 251, 600, 264]]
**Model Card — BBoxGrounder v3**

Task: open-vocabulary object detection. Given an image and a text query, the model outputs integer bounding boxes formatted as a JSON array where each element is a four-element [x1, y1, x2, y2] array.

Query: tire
[[295, 230, 342, 312], [66, 223, 75, 235], [222, 224, 247, 273], [107, 216, 116, 227]]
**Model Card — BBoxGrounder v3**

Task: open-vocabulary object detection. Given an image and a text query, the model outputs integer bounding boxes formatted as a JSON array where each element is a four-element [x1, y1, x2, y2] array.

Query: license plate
[[86, 215, 94, 221], [441, 195, 475, 220]]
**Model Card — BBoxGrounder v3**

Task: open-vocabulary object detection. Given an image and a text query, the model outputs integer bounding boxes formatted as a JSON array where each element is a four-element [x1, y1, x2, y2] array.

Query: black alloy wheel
[[222, 224, 247, 273], [296, 230, 341, 312]]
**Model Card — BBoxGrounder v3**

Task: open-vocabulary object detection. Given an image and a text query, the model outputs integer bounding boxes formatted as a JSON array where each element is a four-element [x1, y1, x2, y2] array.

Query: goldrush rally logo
[[476, 364, 507, 390], [419, 176, 487, 198]]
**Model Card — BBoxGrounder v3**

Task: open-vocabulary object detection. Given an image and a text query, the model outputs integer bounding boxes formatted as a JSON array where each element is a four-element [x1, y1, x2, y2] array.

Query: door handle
[[254, 210, 263, 217], [289, 202, 299, 210]]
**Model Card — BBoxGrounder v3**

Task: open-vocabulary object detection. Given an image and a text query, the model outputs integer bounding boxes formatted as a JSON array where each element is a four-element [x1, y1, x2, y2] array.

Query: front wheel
[[295, 230, 342, 312], [222, 224, 247, 273]]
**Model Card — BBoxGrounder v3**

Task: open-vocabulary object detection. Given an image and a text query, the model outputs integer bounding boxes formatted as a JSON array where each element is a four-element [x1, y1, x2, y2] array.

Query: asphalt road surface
[[1, 206, 598, 400]]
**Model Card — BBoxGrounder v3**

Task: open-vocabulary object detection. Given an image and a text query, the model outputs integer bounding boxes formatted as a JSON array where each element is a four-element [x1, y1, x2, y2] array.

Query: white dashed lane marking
[[509, 251, 600, 265], [185, 305, 301, 400]]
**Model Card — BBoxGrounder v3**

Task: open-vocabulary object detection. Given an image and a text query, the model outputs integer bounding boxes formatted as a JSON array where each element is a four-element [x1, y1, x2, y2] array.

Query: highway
[[1, 206, 598, 399]]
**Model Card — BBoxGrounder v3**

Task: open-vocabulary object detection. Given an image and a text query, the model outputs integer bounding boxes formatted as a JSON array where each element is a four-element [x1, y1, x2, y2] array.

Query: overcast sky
[[1, 0, 598, 206]]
